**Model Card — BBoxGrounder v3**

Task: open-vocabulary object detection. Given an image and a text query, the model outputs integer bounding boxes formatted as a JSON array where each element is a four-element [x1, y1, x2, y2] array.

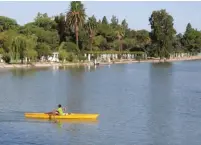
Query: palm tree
[[85, 15, 97, 51], [66, 1, 86, 50]]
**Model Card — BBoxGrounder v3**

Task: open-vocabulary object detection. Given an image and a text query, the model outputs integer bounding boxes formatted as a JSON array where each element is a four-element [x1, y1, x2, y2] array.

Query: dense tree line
[[0, 1, 201, 63]]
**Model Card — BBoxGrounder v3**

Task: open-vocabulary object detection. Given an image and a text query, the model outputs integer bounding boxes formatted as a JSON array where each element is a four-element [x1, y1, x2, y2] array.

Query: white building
[[40, 52, 59, 62], [48, 52, 59, 62]]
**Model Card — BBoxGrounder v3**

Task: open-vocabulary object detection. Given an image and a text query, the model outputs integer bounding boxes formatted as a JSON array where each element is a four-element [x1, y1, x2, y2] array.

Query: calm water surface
[[1, 61, 201, 145]]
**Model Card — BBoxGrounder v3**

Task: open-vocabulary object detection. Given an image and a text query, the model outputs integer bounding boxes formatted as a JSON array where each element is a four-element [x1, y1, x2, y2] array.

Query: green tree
[[34, 12, 57, 31], [110, 15, 118, 28], [121, 19, 128, 30], [54, 13, 69, 43], [85, 15, 97, 51], [182, 23, 201, 53], [93, 35, 107, 50], [0, 16, 19, 32], [36, 42, 51, 59], [102, 16, 108, 25], [172, 33, 184, 53], [59, 49, 68, 62], [11, 35, 28, 63], [19, 24, 59, 51], [25, 49, 38, 62], [97, 23, 115, 43], [115, 26, 125, 52], [135, 30, 151, 53], [66, 1, 86, 49], [149, 9, 176, 59], [0, 30, 18, 53], [58, 43, 68, 62], [123, 38, 136, 51], [65, 42, 79, 53], [25, 35, 38, 61]]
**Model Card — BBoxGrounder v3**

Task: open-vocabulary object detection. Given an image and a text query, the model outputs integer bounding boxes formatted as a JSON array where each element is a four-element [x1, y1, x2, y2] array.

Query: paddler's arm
[[63, 107, 71, 115], [63, 107, 67, 111], [53, 108, 57, 112]]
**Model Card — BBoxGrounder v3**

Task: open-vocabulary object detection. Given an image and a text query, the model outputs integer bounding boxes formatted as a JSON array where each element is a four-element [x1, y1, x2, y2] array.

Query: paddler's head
[[58, 104, 62, 108]]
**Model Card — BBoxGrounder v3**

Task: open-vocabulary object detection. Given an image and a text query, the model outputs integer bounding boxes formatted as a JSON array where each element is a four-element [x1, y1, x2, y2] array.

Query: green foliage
[[54, 13, 68, 43], [11, 35, 28, 63], [121, 19, 128, 30], [93, 35, 107, 48], [84, 15, 98, 51], [0, 16, 19, 32], [149, 9, 176, 59], [36, 43, 51, 58], [110, 15, 119, 28], [2, 53, 11, 63], [0, 30, 18, 52], [97, 23, 115, 42], [0, 47, 3, 53], [182, 23, 201, 53], [85, 50, 144, 54], [58, 49, 68, 61], [61, 41, 79, 53], [20, 25, 59, 50], [109, 40, 120, 51], [66, 1, 86, 49], [26, 49, 38, 61], [34, 12, 57, 31], [77, 53, 86, 61], [1, 3, 201, 64], [66, 53, 76, 62], [102, 16, 108, 25]]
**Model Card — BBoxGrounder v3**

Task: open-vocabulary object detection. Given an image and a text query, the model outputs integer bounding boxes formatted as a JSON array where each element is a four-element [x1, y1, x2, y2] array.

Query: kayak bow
[[24, 112, 99, 120]]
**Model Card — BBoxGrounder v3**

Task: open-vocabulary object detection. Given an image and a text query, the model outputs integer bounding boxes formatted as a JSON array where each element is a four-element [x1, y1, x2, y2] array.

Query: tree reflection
[[11, 67, 49, 78], [148, 62, 174, 145], [65, 66, 87, 113]]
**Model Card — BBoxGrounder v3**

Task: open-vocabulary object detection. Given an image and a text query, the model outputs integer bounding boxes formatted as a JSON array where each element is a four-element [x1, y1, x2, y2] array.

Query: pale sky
[[0, 1, 201, 34]]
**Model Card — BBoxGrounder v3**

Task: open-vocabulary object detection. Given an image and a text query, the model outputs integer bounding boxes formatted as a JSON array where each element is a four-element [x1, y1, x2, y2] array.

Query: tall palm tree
[[85, 15, 97, 51], [66, 1, 86, 50]]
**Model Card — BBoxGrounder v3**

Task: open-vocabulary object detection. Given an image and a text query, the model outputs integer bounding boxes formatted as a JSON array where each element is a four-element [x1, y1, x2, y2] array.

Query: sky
[[0, 1, 201, 34]]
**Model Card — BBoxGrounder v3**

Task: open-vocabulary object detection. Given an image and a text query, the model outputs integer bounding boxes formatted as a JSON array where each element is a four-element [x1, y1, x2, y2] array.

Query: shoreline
[[0, 56, 201, 69]]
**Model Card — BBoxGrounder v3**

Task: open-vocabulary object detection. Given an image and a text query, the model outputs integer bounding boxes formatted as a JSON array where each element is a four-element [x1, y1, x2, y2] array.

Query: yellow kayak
[[24, 112, 99, 119]]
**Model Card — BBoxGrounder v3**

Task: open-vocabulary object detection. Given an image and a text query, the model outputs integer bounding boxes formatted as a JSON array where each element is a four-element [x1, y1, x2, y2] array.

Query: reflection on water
[[25, 118, 99, 125], [8, 65, 99, 79], [11, 68, 35, 78], [148, 62, 174, 145], [11, 67, 50, 78]]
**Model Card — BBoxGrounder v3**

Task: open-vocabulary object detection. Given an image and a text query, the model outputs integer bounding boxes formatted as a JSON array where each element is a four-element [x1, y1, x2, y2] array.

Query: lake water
[[1, 60, 201, 145]]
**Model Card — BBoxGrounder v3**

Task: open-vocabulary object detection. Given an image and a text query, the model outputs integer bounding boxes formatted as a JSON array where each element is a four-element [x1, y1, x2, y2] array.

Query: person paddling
[[46, 104, 70, 115], [56, 104, 65, 115]]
